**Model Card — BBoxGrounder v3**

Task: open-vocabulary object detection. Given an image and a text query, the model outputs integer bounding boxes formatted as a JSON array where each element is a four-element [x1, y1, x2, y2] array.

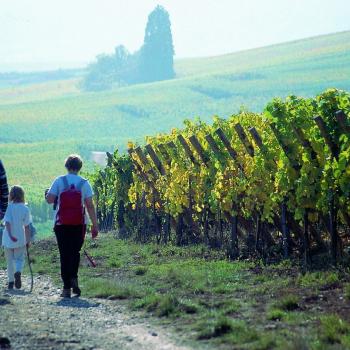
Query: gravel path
[[0, 270, 191, 350]]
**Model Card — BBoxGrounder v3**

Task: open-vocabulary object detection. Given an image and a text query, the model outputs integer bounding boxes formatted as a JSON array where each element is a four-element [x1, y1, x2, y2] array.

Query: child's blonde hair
[[9, 185, 25, 203]]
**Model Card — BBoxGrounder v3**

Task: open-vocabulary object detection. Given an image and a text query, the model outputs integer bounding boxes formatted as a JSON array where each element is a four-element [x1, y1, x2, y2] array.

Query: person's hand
[[10, 235, 18, 242], [44, 188, 49, 199], [26, 242, 31, 248], [91, 224, 99, 239]]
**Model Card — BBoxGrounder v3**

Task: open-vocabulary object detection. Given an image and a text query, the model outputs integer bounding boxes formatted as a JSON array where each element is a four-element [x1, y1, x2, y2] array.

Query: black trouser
[[54, 225, 85, 289]]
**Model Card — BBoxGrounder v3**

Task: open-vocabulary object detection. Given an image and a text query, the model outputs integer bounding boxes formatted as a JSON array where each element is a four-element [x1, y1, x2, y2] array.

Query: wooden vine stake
[[166, 139, 195, 244], [233, 125, 270, 253], [205, 134, 224, 163], [248, 127, 264, 150], [214, 127, 244, 257], [329, 191, 338, 264], [188, 135, 210, 166], [128, 149, 149, 183], [334, 110, 350, 227], [270, 123, 300, 171], [314, 115, 343, 264], [276, 124, 327, 248], [314, 116, 339, 158], [166, 140, 178, 158], [292, 126, 318, 161], [248, 126, 292, 253], [106, 151, 114, 167], [255, 214, 262, 253], [206, 133, 247, 244], [248, 127, 277, 171], [281, 200, 290, 258], [188, 174, 195, 241], [234, 123, 254, 157], [145, 144, 166, 176], [335, 110, 350, 134], [134, 146, 158, 179], [215, 128, 238, 161], [234, 124, 280, 250], [128, 148, 162, 208], [291, 126, 326, 249], [269, 123, 322, 245], [303, 209, 311, 268], [177, 135, 199, 166], [157, 143, 171, 166]]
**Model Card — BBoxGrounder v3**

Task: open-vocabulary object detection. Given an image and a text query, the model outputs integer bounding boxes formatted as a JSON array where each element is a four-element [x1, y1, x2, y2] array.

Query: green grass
[[267, 309, 286, 321], [297, 271, 340, 290], [82, 278, 139, 299], [2, 233, 350, 349], [196, 316, 263, 348], [34, 221, 54, 239], [318, 315, 350, 347], [345, 283, 350, 300], [274, 295, 300, 311], [1, 31, 350, 223], [133, 265, 148, 275]]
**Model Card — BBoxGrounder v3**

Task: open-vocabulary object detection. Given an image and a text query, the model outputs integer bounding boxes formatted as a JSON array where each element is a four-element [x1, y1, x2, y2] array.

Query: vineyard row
[[92, 89, 350, 266]]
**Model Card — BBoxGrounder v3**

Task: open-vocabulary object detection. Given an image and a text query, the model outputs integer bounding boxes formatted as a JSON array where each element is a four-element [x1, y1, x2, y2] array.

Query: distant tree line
[[82, 5, 175, 91], [0, 69, 83, 88]]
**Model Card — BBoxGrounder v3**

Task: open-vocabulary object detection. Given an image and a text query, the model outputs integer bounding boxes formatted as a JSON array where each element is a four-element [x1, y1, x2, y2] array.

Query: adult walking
[[46, 154, 98, 298]]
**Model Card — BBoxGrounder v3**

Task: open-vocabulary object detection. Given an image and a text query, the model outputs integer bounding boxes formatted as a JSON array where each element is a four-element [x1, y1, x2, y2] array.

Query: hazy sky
[[1, 0, 349, 71]]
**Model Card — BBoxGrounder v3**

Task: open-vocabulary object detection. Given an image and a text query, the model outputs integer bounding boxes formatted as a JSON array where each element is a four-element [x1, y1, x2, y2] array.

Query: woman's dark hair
[[65, 154, 83, 172]]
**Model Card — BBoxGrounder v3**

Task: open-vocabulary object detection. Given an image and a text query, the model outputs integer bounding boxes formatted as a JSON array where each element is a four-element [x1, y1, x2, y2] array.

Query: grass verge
[[2, 233, 350, 350]]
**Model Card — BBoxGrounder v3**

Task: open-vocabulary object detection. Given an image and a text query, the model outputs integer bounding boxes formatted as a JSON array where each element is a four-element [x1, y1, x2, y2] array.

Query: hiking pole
[[26, 245, 34, 292], [84, 249, 97, 268]]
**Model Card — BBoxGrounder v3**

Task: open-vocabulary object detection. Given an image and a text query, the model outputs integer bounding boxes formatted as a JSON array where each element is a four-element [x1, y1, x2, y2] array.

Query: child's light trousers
[[4, 247, 26, 282]]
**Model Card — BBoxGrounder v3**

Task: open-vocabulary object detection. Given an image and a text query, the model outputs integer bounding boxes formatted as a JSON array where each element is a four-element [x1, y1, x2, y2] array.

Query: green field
[[1, 30, 350, 223]]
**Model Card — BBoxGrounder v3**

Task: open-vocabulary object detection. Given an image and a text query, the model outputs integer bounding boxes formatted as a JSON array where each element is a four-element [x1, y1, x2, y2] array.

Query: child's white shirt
[[2, 203, 31, 248]]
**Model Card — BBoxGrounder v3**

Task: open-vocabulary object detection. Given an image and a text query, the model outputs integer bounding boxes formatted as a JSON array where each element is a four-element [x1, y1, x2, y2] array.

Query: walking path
[[0, 270, 190, 350]]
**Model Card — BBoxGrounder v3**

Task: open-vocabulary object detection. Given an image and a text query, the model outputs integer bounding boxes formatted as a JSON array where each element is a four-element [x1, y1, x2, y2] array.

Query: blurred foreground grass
[[1, 233, 350, 349]]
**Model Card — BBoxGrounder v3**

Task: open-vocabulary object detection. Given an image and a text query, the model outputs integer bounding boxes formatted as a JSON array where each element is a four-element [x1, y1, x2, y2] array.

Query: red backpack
[[56, 176, 87, 225]]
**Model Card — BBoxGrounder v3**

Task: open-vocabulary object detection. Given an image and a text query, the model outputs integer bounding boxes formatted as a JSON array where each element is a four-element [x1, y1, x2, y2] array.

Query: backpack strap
[[77, 178, 87, 192], [61, 175, 70, 190]]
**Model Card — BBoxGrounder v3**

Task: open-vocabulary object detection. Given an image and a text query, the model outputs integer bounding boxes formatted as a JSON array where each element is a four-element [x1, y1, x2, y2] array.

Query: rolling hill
[[1, 30, 349, 218]]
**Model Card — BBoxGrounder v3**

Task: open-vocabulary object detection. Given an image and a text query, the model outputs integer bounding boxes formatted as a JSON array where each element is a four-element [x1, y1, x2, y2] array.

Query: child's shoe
[[60, 289, 71, 298], [71, 278, 81, 297], [14, 272, 22, 289], [8, 282, 14, 290]]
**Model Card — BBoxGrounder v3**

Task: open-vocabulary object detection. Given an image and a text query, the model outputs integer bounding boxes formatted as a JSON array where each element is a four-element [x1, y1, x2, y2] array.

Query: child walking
[[1, 186, 31, 289]]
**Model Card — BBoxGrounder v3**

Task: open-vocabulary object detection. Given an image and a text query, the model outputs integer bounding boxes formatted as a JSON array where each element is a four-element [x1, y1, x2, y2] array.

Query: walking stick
[[26, 245, 34, 292], [84, 249, 97, 268]]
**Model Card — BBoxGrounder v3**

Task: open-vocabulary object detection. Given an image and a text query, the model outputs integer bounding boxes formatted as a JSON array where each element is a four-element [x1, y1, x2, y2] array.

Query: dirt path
[[0, 270, 191, 350]]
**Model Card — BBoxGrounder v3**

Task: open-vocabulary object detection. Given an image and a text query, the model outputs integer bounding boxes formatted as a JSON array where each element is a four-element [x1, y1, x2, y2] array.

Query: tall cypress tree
[[139, 5, 175, 83]]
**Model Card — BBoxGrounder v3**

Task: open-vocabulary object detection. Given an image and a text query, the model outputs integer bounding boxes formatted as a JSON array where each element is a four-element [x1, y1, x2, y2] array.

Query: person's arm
[[5, 221, 17, 242], [85, 197, 98, 238], [25, 225, 31, 246], [24, 208, 31, 246], [46, 193, 57, 205], [45, 178, 59, 204], [4, 207, 17, 242]]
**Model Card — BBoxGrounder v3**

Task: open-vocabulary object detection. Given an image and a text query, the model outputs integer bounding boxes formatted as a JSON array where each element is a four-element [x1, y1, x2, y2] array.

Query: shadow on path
[[3, 289, 31, 296], [56, 297, 100, 309], [0, 297, 11, 306]]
